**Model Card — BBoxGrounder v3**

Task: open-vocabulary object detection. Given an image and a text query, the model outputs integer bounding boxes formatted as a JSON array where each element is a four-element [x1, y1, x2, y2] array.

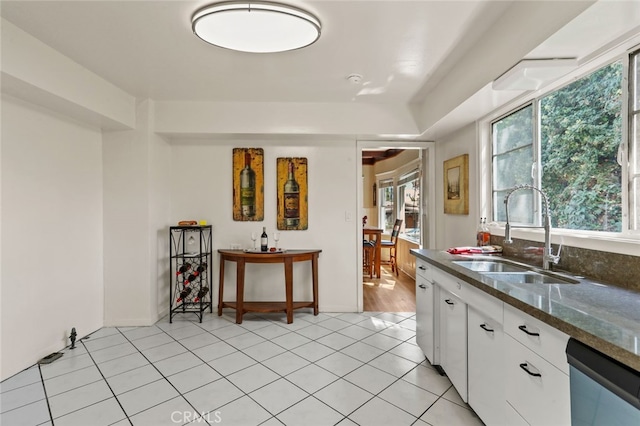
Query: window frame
[[480, 41, 640, 252]]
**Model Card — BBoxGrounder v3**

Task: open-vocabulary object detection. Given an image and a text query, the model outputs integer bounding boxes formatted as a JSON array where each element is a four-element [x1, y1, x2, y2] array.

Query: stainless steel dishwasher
[[566, 338, 640, 425]]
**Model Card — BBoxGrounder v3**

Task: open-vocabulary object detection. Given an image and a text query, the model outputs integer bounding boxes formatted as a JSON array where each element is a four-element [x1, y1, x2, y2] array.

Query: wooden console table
[[217, 249, 321, 324]]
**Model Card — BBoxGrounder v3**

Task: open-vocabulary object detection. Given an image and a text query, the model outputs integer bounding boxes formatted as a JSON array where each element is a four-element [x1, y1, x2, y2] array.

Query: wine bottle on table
[[283, 160, 300, 227], [261, 227, 268, 252], [240, 152, 256, 218]]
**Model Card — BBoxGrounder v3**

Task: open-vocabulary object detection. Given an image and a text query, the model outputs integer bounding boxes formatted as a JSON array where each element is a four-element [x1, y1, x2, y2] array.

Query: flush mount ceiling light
[[192, 1, 321, 53], [493, 58, 578, 91]]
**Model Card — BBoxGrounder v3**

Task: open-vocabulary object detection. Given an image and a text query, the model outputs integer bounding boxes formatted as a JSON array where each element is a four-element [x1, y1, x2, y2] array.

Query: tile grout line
[[37, 364, 55, 426], [77, 337, 133, 426]]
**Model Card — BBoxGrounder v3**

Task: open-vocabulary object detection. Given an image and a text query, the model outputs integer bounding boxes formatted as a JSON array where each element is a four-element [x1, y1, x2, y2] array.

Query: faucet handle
[[546, 244, 561, 265]]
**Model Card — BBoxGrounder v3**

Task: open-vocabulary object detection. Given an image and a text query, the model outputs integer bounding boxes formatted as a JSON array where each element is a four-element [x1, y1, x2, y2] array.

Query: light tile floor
[[1, 311, 484, 426]]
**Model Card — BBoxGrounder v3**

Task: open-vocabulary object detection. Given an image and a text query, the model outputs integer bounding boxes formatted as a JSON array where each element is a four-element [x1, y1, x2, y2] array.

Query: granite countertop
[[411, 249, 640, 372]]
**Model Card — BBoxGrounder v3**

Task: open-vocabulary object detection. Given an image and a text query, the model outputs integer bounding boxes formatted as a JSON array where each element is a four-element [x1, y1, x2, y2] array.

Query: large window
[[492, 60, 629, 233]]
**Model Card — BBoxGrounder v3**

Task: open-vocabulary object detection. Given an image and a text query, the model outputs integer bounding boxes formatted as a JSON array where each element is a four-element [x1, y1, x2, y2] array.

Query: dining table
[[363, 227, 383, 278]]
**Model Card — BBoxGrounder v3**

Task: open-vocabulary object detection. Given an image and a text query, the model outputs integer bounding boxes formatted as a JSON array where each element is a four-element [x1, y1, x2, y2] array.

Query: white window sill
[[489, 226, 640, 256]]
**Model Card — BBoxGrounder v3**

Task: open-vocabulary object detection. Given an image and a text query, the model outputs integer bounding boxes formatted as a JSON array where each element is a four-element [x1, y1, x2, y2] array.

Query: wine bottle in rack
[[194, 287, 209, 302], [177, 287, 192, 302], [283, 160, 300, 227], [184, 274, 198, 285], [176, 262, 191, 275], [240, 152, 256, 218], [261, 227, 268, 251], [193, 263, 208, 276]]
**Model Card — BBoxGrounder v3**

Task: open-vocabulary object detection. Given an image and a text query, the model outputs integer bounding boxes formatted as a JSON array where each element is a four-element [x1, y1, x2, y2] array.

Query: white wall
[[169, 139, 359, 313], [1, 95, 104, 380], [148, 113, 172, 322], [103, 100, 172, 327], [435, 123, 479, 249]]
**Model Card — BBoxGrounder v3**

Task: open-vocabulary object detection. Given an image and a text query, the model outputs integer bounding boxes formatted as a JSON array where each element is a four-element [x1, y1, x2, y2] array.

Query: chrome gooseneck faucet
[[504, 184, 560, 270]]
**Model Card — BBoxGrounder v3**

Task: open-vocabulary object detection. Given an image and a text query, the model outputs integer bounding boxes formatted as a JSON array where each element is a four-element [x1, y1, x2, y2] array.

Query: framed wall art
[[443, 154, 469, 215], [277, 157, 308, 230], [233, 148, 264, 221]]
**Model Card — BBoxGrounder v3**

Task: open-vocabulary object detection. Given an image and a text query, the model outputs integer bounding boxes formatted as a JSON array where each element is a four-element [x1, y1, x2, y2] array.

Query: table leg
[[236, 258, 245, 324], [312, 253, 319, 316], [375, 241, 381, 278], [284, 257, 294, 324], [217, 256, 225, 316]]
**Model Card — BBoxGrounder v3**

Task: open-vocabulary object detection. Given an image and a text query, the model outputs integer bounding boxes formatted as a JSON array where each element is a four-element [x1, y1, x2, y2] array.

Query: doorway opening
[[358, 143, 434, 313]]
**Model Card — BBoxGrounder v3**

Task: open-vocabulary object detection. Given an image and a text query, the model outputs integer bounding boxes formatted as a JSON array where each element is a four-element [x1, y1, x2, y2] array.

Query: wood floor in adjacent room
[[363, 264, 416, 312]]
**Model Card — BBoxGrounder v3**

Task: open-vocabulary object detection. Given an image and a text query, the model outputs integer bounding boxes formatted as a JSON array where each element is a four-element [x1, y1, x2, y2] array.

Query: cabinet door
[[416, 275, 437, 364], [439, 289, 468, 402], [468, 307, 505, 426]]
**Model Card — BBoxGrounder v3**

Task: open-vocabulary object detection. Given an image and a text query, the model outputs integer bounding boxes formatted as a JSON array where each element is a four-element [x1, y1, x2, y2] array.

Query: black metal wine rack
[[169, 225, 212, 323]]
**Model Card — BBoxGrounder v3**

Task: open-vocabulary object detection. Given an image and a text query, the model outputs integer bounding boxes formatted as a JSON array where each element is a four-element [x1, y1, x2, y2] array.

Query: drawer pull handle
[[518, 325, 540, 336], [444, 299, 455, 305], [418, 266, 427, 271], [480, 323, 494, 333], [519, 362, 542, 377], [418, 284, 427, 289]]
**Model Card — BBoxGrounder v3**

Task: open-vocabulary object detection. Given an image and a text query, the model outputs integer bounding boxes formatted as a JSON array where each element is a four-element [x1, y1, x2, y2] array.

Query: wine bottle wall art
[[233, 148, 264, 221], [277, 157, 308, 230]]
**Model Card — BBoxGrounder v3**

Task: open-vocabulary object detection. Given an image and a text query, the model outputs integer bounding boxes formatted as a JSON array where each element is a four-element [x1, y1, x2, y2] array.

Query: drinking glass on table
[[274, 232, 280, 250], [250, 232, 257, 250]]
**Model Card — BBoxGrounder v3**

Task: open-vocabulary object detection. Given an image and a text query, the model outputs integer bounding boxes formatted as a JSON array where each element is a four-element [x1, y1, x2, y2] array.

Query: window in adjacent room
[[398, 169, 420, 243], [378, 178, 394, 234]]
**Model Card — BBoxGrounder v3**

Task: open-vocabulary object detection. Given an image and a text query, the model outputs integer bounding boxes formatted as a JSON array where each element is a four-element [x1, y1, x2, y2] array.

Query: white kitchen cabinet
[[416, 259, 438, 364], [505, 403, 530, 426], [504, 304, 570, 426], [439, 288, 468, 402], [410, 254, 571, 426], [468, 305, 504, 426]]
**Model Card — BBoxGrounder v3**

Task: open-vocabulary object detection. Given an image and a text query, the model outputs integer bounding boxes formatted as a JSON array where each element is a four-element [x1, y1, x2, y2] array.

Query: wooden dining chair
[[363, 239, 376, 278], [381, 219, 402, 276]]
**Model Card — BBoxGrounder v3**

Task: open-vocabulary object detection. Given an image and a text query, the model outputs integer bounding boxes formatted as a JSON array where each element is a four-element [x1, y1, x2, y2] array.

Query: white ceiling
[[2, 0, 640, 139]]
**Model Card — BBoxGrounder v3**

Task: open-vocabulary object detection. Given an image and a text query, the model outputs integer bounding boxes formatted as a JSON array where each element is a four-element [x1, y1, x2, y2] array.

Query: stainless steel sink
[[452, 260, 529, 273], [482, 271, 577, 285]]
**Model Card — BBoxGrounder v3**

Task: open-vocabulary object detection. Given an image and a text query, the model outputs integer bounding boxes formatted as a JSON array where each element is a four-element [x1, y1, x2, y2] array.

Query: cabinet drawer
[[505, 335, 570, 426], [465, 282, 503, 324], [504, 304, 569, 374], [432, 268, 465, 299], [415, 258, 433, 281]]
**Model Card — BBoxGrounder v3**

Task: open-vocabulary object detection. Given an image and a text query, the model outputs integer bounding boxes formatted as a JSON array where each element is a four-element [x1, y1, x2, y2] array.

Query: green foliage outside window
[[540, 62, 623, 232]]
